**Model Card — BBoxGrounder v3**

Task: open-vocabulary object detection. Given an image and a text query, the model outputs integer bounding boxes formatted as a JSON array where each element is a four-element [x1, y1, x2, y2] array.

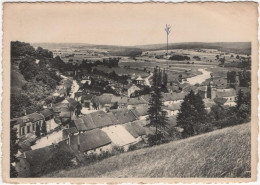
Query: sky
[[3, 2, 258, 46]]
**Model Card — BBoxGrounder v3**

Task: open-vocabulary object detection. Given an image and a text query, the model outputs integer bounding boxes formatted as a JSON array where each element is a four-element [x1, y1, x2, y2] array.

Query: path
[[144, 73, 153, 87]]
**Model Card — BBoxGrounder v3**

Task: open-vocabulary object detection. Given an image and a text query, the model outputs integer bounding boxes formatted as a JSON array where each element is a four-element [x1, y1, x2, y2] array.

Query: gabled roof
[[102, 125, 137, 147], [82, 94, 95, 101], [216, 89, 236, 98], [92, 93, 114, 106], [130, 104, 149, 117], [16, 113, 44, 126], [140, 94, 151, 102], [111, 96, 128, 104], [110, 108, 137, 124], [89, 110, 114, 127], [136, 76, 144, 81], [70, 129, 111, 152], [162, 92, 186, 102], [127, 97, 148, 105], [74, 118, 88, 131], [40, 109, 54, 118], [123, 121, 146, 138]]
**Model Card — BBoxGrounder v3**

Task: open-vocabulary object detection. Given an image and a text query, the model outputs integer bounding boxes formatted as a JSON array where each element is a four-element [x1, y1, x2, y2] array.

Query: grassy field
[[46, 123, 251, 178]]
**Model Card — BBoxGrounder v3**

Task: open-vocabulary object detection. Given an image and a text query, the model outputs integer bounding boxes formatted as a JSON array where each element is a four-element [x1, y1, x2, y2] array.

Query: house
[[109, 108, 137, 125], [123, 121, 146, 141], [81, 93, 95, 109], [127, 85, 140, 97], [62, 127, 78, 140], [39, 109, 58, 132], [163, 102, 182, 116], [162, 92, 186, 106], [69, 129, 112, 155], [102, 125, 137, 151], [135, 76, 145, 85], [13, 113, 45, 138], [127, 97, 148, 109], [215, 88, 237, 106], [203, 99, 216, 112], [80, 76, 91, 86], [111, 96, 128, 109], [91, 93, 114, 111], [73, 110, 114, 132], [130, 104, 149, 120]]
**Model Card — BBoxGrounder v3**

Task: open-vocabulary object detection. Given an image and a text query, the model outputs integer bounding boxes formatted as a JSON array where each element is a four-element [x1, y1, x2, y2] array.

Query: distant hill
[[32, 42, 251, 55], [137, 42, 251, 55], [46, 123, 251, 178]]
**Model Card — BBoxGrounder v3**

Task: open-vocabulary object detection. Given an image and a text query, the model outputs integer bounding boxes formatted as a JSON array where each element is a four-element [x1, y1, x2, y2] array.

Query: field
[[94, 65, 149, 78], [46, 123, 251, 178]]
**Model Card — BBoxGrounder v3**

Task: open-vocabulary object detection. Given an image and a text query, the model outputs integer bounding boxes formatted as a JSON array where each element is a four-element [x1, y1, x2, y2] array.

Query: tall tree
[[35, 123, 41, 138], [41, 121, 47, 136], [10, 127, 19, 177], [147, 67, 168, 144], [177, 90, 207, 137]]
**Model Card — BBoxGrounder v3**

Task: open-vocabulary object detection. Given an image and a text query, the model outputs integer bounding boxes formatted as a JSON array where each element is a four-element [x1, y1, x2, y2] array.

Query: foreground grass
[[47, 123, 251, 178]]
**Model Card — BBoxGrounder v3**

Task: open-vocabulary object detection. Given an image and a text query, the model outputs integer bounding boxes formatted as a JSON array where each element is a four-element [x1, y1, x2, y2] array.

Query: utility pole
[[165, 24, 171, 74]]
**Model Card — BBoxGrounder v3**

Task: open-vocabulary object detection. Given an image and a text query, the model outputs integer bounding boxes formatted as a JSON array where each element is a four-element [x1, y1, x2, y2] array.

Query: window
[[32, 123, 35, 131], [27, 125, 30, 133], [21, 127, 25, 136]]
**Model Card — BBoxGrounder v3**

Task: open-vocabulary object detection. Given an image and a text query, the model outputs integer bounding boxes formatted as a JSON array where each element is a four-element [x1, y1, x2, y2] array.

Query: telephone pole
[[165, 24, 171, 74]]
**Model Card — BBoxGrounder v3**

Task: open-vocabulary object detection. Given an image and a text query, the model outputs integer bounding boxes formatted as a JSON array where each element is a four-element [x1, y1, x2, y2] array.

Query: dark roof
[[74, 110, 114, 131], [82, 94, 95, 101], [89, 110, 114, 127], [123, 121, 146, 138], [216, 89, 236, 98], [70, 129, 111, 152], [74, 118, 88, 131], [92, 93, 114, 106], [16, 113, 44, 126], [127, 97, 148, 105], [111, 96, 128, 104], [130, 104, 149, 117], [140, 94, 151, 102], [40, 109, 54, 118], [110, 108, 137, 124]]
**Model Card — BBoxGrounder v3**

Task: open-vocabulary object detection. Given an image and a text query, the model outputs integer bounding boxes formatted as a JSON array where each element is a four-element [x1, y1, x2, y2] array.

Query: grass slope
[[47, 123, 251, 178]]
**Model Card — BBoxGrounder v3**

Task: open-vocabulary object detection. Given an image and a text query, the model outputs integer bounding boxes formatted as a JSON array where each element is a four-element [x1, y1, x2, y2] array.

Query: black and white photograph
[[2, 2, 258, 183]]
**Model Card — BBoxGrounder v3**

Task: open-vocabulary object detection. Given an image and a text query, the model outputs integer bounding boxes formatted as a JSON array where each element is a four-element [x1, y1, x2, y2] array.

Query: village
[[9, 40, 251, 177]]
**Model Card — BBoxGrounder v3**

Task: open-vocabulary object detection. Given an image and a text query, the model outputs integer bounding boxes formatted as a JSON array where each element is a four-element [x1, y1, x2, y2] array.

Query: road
[[70, 80, 80, 99], [144, 73, 153, 87]]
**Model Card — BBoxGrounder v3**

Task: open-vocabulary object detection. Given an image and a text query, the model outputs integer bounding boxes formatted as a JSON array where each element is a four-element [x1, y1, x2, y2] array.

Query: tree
[[41, 121, 47, 136], [177, 90, 207, 137], [35, 123, 41, 138], [147, 68, 169, 145], [162, 69, 168, 87], [236, 89, 244, 110], [10, 127, 19, 177]]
